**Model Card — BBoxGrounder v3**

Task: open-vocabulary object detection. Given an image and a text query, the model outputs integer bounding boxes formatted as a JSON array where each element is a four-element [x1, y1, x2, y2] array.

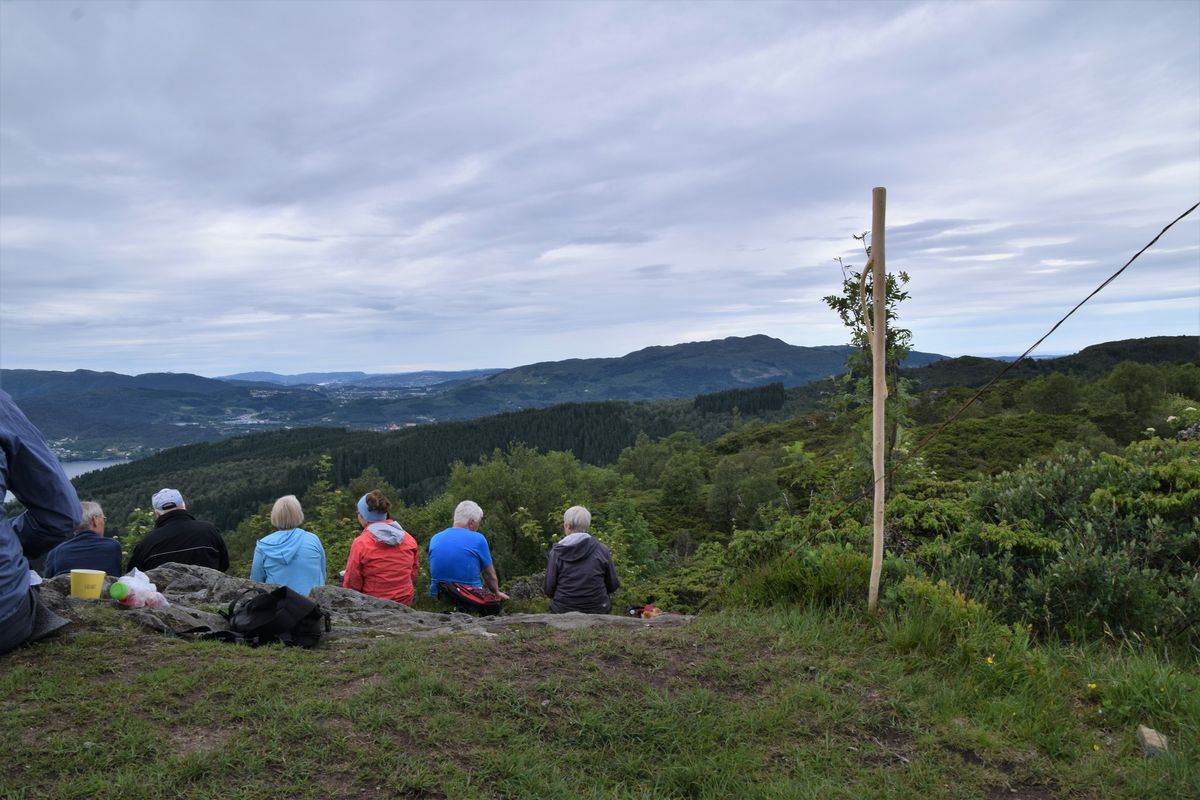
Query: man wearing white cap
[[126, 488, 229, 573]]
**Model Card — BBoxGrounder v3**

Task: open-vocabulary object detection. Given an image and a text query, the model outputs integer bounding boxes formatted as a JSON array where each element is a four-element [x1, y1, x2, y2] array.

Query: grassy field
[[1, 605, 1195, 800]]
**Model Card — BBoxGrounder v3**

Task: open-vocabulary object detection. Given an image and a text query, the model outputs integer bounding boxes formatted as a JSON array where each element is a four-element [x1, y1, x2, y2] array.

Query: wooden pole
[[868, 187, 887, 613]]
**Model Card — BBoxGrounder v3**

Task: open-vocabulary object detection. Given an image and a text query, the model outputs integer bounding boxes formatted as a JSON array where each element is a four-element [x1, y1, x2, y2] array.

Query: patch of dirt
[[984, 782, 1057, 800], [330, 674, 386, 700], [844, 723, 916, 768], [944, 743, 986, 766], [314, 773, 448, 800], [171, 725, 233, 756]]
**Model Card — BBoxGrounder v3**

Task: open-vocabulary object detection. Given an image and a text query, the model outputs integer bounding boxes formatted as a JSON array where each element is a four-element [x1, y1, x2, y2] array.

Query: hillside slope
[[904, 335, 1197, 389], [1, 336, 941, 456]]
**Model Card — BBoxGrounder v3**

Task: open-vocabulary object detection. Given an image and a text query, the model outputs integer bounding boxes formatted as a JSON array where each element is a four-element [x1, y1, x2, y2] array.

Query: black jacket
[[543, 532, 619, 614], [127, 509, 229, 573]]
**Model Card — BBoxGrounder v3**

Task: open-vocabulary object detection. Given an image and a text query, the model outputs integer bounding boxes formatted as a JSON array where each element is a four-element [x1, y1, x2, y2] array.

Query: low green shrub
[[914, 439, 1200, 646], [724, 506, 810, 569], [882, 576, 995, 657], [1020, 541, 1171, 641], [716, 542, 877, 609], [880, 577, 1046, 694], [619, 541, 729, 613]]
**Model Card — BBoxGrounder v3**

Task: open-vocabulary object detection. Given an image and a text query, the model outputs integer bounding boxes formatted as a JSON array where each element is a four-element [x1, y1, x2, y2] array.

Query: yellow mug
[[69, 569, 106, 599]]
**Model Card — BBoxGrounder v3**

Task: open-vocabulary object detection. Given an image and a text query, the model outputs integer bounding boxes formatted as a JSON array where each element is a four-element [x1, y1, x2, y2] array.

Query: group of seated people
[[2, 386, 620, 658], [42, 488, 620, 614], [244, 489, 619, 613]]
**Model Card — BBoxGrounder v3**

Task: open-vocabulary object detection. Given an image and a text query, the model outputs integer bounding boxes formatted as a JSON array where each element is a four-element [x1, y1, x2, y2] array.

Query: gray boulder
[[38, 563, 691, 642]]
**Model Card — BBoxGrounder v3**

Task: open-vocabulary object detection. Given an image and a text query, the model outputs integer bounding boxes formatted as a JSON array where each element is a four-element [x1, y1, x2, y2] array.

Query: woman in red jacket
[[342, 490, 419, 605]]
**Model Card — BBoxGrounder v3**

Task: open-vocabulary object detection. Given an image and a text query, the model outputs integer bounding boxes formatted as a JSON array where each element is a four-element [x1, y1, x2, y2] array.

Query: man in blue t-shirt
[[43, 501, 123, 578], [427, 500, 509, 599]]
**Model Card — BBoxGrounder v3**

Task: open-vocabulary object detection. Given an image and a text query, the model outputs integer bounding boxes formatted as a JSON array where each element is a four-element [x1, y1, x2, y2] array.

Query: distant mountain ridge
[[460, 335, 941, 406], [0, 369, 233, 398], [12, 334, 1193, 460], [2, 335, 945, 457]]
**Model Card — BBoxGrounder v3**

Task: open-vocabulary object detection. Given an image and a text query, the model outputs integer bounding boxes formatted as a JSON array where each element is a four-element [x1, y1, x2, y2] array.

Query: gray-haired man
[[427, 500, 508, 599], [43, 501, 122, 577]]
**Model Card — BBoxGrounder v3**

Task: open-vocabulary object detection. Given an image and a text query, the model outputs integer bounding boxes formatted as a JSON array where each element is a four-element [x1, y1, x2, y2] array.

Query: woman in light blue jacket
[[250, 495, 326, 596]]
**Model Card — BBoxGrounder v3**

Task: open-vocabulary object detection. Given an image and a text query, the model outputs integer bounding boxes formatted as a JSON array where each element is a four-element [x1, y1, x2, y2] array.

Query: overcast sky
[[1, 0, 1197, 377]]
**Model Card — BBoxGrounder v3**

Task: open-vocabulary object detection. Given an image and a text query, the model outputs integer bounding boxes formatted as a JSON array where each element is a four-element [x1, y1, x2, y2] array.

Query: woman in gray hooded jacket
[[543, 506, 620, 614]]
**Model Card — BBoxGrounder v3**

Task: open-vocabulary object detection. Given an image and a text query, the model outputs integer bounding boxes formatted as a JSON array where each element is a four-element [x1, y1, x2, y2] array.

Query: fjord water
[[61, 459, 131, 480], [2, 458, 130, 505]]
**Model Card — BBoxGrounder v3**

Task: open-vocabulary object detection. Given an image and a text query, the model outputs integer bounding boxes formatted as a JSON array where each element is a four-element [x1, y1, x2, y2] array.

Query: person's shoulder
[[188, 518, 222, 538]]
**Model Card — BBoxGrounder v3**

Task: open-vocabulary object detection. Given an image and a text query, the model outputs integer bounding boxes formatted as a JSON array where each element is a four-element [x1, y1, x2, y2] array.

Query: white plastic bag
[[109, 568, 170, 608]]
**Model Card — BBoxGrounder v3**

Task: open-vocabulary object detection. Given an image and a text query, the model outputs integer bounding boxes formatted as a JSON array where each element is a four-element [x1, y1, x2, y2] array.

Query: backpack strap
[[222, 587, 268, 621]]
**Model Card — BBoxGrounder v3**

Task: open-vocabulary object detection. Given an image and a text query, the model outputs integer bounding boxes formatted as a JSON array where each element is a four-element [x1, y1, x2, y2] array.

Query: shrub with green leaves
[[717, 542, 874, 610], [881, 577, 1044, 688], [937, 439, 1200, 645], [623, 541, 729, 613]]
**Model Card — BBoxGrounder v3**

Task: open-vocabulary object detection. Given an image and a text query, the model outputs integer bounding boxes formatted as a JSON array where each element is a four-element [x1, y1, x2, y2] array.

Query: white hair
[[271, 495, 305, 529], [77, 501, 104, 531], [563, 505, 591, 532], [453, 500, 483, 527]]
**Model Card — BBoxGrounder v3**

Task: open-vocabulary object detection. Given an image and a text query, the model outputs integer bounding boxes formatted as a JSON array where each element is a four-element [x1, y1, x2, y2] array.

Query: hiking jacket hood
[[542, 532, 620, 614], [365, 520, 407, 546], [552, 531, 602, 563], [255, 527, 311, 564]]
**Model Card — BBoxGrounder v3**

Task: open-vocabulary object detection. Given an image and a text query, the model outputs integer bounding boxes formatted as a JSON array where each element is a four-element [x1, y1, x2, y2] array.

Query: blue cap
[[152, 488, 184, 512]]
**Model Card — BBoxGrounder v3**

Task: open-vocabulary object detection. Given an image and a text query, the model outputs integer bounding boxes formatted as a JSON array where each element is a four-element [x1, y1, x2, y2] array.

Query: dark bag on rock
[[437, 581, 505, 616], [221, 586, 331, 648]]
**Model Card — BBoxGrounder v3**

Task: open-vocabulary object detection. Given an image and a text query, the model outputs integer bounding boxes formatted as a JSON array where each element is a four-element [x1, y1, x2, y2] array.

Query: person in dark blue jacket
[[542, 505, 620, 614], [0, 389, 81, 655], [43, 501, 123, 578]]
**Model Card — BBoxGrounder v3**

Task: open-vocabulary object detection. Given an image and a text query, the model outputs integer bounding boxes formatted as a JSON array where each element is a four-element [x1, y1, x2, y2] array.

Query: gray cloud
[[1, 0, 1196, 375]]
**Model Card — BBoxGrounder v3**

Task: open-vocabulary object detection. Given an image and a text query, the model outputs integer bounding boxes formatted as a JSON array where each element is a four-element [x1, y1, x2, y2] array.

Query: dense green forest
[[80, 334, 1200, 654]]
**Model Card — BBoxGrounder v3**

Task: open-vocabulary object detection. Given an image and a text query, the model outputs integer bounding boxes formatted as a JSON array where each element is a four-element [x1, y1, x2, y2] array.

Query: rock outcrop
[[38, 563, 691, 641]]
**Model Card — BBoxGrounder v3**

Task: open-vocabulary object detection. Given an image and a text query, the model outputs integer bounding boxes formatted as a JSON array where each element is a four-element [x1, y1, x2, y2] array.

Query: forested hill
[[459, 335, 944, 402], [904, 335, 1197, 389], [0, 368, 332, 457], [69, 332, 1197, 537], [1, 335, 942, 458], [72, 386, 787, 532]]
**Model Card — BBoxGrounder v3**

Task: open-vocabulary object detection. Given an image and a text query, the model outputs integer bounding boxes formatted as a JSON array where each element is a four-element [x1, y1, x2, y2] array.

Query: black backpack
[[217, 586, 331, 648]]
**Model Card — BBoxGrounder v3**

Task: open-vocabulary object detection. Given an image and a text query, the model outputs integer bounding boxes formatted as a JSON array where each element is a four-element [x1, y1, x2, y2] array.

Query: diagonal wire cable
[[820, 199, 1200, 528]]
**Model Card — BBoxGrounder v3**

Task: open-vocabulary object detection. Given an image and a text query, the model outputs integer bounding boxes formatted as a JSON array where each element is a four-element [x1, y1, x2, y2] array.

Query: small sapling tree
[[822, 233, 914, 487]]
